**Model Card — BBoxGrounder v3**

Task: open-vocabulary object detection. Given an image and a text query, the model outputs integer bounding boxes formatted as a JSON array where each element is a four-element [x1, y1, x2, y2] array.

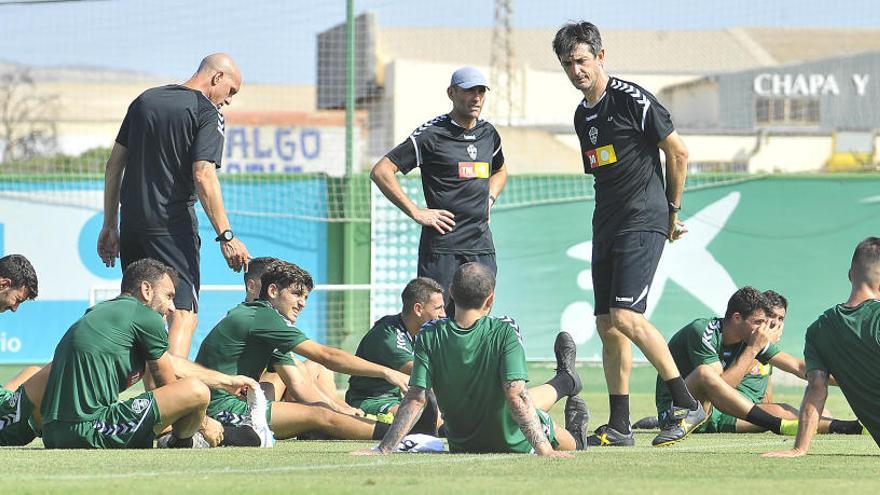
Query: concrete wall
[[749, 134, 833, 172], [16, 81, 316, 156], [555, 131, 836, 173]]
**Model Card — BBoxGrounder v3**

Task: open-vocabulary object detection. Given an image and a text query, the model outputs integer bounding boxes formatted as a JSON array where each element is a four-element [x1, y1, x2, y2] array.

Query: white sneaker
[[389, 434, 445, 453], [245, 388, 275, 448]]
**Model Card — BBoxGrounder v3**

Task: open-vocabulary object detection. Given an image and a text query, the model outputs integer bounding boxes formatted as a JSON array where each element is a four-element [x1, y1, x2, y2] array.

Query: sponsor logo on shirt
[[589, 126, 598, 145], [750, 362, 771, 376], [585, 144, 618, 169], [463, 134, 476, 140], [615, 296, 633, 303], [467, 144, 478, 160], [458, 161, 490, 179]]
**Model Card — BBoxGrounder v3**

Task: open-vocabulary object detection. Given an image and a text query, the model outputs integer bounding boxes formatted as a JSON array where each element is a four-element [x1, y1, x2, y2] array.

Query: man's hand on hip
[[412, 208, 455, 234], [220, 238, 250, 272]]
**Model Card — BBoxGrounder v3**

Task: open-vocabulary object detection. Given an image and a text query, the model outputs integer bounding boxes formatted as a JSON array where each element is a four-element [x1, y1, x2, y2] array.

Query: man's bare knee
[[686, 366, 720, 399], [178, 377, 210, 407], [609, 308, 642, 334]]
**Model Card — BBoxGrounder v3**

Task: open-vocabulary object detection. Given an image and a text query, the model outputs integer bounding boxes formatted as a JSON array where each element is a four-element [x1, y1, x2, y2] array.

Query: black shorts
[[592, 231, 665, 316], [120, 230, 201, 313], [417, 252, 497, 306]]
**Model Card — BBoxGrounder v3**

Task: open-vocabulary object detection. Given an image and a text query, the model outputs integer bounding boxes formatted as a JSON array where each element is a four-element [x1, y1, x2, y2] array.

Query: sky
[[0, 0, 878, 83]]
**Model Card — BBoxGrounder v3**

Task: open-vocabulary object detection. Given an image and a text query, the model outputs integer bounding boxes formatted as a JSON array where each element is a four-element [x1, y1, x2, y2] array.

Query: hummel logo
[[586, 114, 597, 121], [464, 135, 476, 140], [615, 296, 634, 303]]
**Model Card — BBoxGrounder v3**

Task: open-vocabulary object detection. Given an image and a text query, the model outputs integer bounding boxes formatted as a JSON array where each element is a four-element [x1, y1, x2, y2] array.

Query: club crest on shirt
[[589, 126, 598, 145], [131, 398, 150, 414], [467, 144, 477, 160], [458, 162, 490, 179]]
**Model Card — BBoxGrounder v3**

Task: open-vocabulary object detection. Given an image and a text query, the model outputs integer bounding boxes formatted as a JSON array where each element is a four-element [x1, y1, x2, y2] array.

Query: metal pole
[[345, 0, 355, 176]]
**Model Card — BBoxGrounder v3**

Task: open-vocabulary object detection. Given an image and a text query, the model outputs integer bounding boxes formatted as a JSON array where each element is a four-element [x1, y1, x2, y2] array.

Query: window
[[755, 98, 819, 125]]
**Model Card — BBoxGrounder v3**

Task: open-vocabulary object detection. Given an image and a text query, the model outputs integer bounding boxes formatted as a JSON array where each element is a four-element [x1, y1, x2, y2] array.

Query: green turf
[[1, 364, 875, 494]]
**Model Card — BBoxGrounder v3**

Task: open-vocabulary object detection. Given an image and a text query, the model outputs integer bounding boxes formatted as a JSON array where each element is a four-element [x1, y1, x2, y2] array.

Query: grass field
[[1, 364, 877, 494]]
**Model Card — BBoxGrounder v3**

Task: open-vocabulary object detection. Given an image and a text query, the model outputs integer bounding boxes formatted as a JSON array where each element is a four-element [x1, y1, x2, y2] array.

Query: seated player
[[653, 287, 816, 445], [0, 365, 47, 447], [766, 237, 880, 457], [195, 260, 426, 442], [345, 277, 446, 419], [0, 254, 40, 446], [355, 262, 588, 457], [636, 290, 863, 436], [40, 258, 259, 449], [244, 257, 359, 416]]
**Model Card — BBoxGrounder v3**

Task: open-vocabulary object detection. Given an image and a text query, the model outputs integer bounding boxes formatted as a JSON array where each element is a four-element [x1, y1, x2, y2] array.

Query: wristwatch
[[668, 201, 682, 213], [215, 229, 234, 242]]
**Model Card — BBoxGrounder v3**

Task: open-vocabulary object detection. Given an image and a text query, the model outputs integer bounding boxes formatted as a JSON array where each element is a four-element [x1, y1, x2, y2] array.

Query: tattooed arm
[[503, 379, 560, 457], [352, 385, 427, 455]]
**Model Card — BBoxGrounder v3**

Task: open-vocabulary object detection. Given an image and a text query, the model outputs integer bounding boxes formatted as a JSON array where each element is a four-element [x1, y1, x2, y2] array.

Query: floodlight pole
[[340, 0, 360, 355], [345, 0, 355, 177]]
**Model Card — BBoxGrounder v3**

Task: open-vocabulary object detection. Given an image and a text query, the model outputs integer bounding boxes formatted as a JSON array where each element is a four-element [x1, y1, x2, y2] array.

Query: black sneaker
[[564, 395, 590, 450], [554, 331, 582, 397], [585, 424, 635, 447], [651, 405, 708, 447], [632, 416, 660, 430]]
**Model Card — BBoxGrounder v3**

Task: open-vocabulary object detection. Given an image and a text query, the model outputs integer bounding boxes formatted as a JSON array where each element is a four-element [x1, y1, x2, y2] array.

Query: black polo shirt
[[574, 77, 674, 242], [116, 85, 225, 235], [386, 114, 504, 254]]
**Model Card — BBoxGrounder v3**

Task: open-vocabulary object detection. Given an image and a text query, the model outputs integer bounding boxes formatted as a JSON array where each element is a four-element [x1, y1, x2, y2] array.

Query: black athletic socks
[[546, 373, 577, 402], [371, 421, 391, 440], [829, 419, 864, 435], [746, 405, 783, 434], [220, 425, 262, 447], [665, 377, 699, 410], [608, 394, 631, 434]]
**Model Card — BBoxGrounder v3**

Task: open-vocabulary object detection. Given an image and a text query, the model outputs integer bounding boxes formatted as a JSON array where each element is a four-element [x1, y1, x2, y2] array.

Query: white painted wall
[[555, 132, 835, 173]]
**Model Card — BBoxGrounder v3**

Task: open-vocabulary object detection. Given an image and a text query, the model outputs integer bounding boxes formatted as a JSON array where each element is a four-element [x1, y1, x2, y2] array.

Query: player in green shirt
[[40, 258, 258, 449], [346, 277, 447, 418], [0, 254, 40, 446], [639, 290, 863, 436], [765, 237, 880, 457], [653, 287, 804, 445], [355, 262, 588, 456], [196, 260, 416, 441], [242, 257, 361, 417]]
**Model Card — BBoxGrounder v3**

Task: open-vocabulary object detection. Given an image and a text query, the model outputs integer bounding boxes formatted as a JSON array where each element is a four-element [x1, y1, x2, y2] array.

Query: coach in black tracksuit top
[[554, 22, 705, 448], [371, 67, 507, 313], [98, 53, 250, 357]]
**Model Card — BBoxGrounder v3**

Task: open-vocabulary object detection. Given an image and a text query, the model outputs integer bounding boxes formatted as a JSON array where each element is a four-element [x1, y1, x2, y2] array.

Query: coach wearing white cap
[[370, 66, 508, 315]]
